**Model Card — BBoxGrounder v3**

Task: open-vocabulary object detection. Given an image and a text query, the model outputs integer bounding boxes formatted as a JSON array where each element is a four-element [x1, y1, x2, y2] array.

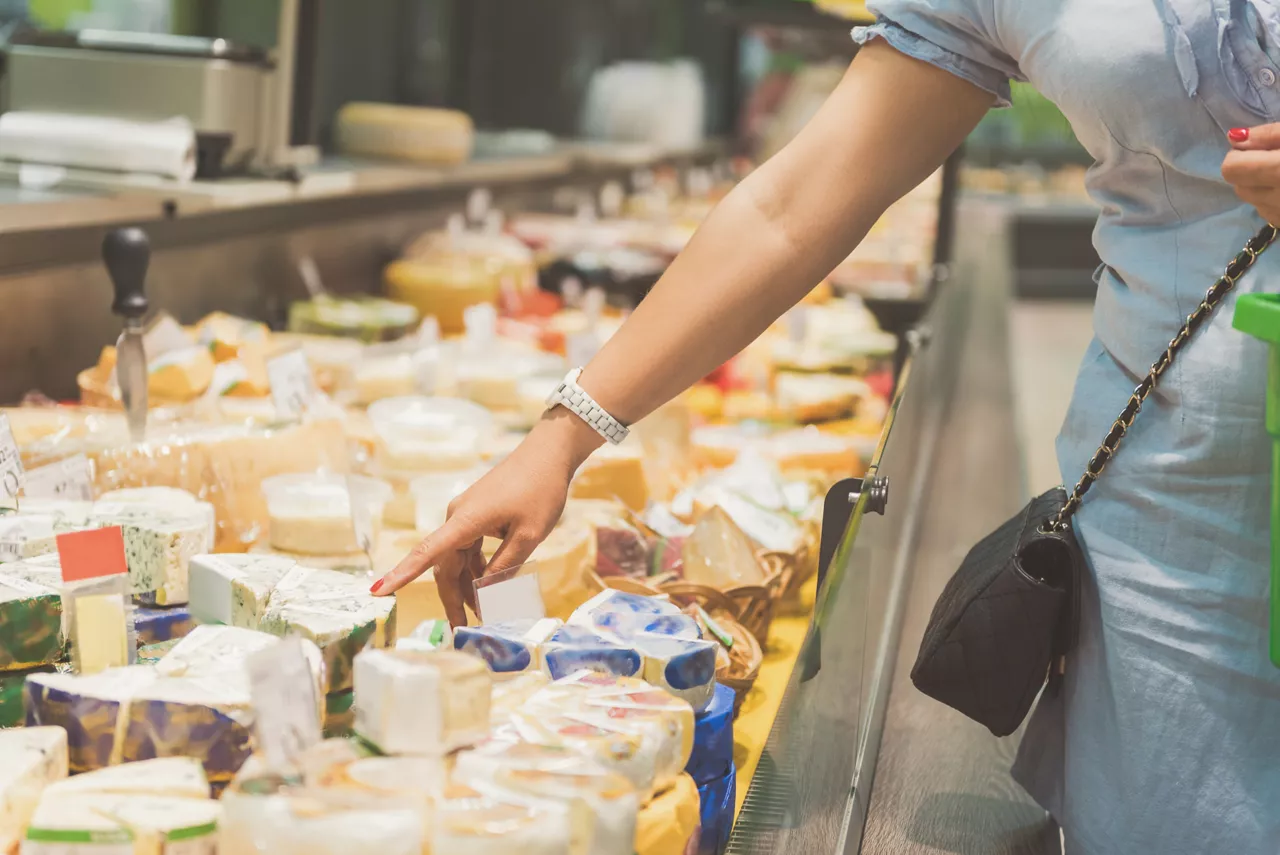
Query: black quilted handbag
[[911, 224, 1278, 737]]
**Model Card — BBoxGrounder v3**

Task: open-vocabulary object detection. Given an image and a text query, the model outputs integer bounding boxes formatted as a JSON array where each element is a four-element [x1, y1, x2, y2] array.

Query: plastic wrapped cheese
[[453, 618, 562, 676], [635, 774, 701, 855], [568, 589, 681, 634], [541, 625, 643, 681], [24, 791, 221, 854], [353, 649, 491, 756], [24, 626, 322, 781], [0, 726, 67, 855], [133, 604, 195, 646], [635, 636, 718, 712], [431, 788, 574, 855], [261, 474, 391, 556], [681, 507, 766, 588], [397, 618, 453, 653], [367, 396, 494, 471], [0, 573, 63, 671], [42, 756, 209, 799], [507, 709, 661, 799], [219, 784, 424, 855]]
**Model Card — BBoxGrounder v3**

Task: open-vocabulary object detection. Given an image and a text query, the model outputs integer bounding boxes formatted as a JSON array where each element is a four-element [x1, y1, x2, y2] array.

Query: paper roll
[[0, 112, 197, 182]]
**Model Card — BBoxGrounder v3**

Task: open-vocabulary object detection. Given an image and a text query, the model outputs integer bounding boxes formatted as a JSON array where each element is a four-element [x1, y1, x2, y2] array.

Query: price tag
[[466, 187, 492, 226], [474, 561, 546, 624], [56, 527, 128, 583], [297, 256, 326, 299], [205, 361, 249, 400], [786, 307, 809, 346], [143, 313, 192, 359], [0, 517, 26, 562], [267, 348, 315, 420], [415, 316, 440, 347], [0, 415, 24, 503], [23, 454, 93, 501], [583, 287, 606, 327], [246, 636, 322, 774], [463, 304, 497, 346], [346, 477, 374, 555]]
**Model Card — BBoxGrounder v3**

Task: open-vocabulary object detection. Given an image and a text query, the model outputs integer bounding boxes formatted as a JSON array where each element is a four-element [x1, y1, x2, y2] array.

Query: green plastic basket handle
[[1233, 293, 1280, 668]]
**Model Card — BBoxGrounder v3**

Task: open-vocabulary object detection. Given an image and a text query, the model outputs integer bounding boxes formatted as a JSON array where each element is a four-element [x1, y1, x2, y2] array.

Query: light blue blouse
[[857, 2, 1280, 853]]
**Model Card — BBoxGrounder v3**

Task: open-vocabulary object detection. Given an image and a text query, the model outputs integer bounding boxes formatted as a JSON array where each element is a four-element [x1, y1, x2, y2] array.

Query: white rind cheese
[[353, 649, 491, 756], [43, 757, 210, 800], [23, 791, 221, 855], [0, 727, 68, 855]]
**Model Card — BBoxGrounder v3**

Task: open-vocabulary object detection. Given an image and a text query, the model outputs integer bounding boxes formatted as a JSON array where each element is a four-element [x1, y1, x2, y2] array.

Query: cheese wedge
[[98, 487, 218, 547], [218, 785, 424, 855], [43, 757, 210, 800], [453, 618, 562, 675], [634, 636, 718, 712], [567, 589, 680, 635], [681, 506, 766, 588], [0, 727, 67, 855], [0, 574, 63, 671], [432, 791, 573, 855], [352, 649, 491, 756], [508, 709, 660, 799], [186, 554, 297, 629], [87, 503, 212, 606], [24, 791, 221, 854]]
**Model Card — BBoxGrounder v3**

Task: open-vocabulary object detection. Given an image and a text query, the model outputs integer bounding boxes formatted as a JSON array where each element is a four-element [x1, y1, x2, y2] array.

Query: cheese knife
[[103, 228, 151, 443]]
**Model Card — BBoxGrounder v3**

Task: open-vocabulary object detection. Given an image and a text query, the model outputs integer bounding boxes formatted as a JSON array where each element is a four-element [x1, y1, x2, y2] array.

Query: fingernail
[[1229, 127, 1250, 143], [369, 578, 385, 594]]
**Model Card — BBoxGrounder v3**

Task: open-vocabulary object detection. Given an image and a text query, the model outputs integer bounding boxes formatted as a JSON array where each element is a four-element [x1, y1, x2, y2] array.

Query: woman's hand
[[369, 408, 603, 627], [1223, 125, 1280, 224]]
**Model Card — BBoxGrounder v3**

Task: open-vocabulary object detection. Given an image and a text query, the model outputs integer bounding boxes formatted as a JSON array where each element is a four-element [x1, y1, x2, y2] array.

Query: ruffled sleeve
[[853, 1, 1024, 108]]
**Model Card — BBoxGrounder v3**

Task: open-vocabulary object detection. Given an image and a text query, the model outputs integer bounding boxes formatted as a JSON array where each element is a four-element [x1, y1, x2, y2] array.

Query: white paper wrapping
[[0, 112, 196, 181]]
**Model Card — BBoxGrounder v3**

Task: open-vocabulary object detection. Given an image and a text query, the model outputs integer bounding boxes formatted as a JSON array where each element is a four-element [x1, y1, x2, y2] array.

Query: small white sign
[[474, 562, 546, 624], [347, 476, 374, 554], [23, 454, 93, 501], [205, 360, 249, 400], [267, 348, 315, 420], [246, 637, 322, 774], [0, 415, 24, 502], [566, 331, 601, 368], [0, 518, 26, 562]]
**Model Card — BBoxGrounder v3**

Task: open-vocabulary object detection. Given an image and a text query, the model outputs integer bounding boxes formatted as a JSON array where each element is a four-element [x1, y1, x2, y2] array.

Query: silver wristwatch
[[545, 368, 630, 444]]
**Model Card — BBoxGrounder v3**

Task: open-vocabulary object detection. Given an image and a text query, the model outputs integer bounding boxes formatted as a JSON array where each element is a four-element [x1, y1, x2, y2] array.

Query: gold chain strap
[[1045, 223, 1279, 533]]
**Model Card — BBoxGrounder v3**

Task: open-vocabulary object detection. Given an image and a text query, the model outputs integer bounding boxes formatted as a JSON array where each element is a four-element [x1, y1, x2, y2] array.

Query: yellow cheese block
[[336, 102, 474, 165], [384, 257, 498, 336], [571, 442, 650, 512], [194, 312, 271, 363], [635, 775, 701, 855], [148, 347, 216, 401]]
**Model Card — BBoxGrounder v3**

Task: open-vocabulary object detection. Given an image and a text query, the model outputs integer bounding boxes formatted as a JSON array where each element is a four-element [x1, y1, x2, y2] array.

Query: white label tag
[[297, 256, 326, 299], [23, 454, 93, 501], [143, 313, 192, 358], [415, 316, 440, 347], [246, 636, 322, 774], [463, 303, 497, 346], [347, 477, 374, 554], [786, 307, 809, 346], [474, 562, 546, 624], [643, 505, 692, 540], [267, 348, 315, 420], [0, 415, 24, 502], [0, 517, 25, 562]]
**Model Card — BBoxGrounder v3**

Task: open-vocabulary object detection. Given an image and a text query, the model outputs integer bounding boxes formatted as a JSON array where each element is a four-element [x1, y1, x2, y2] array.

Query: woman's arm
[[374, 41, 994, 622]]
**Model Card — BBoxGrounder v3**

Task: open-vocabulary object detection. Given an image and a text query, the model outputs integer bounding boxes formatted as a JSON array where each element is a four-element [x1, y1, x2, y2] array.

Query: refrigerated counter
[[729, 200, 1062, 855]]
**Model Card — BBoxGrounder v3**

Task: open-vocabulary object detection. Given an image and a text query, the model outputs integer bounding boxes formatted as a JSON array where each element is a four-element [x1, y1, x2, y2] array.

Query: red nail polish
[[369, 578, 384, 594], [1229, 127, 1250, 143]]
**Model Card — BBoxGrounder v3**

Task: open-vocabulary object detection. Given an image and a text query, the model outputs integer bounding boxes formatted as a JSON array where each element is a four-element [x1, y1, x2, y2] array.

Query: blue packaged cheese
[[697, 763, 736, 855], [688, 684, 735, 785], [541, 625, 643, 681], [636, 636, 718, 712], [132, 606, 195, 647], [568, 589, 682, 637], [454, 619, 561, 674]]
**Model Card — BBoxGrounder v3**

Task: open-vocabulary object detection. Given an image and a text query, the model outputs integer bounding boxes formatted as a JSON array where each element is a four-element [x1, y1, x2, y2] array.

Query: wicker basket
[[704, 611, 763, 717]]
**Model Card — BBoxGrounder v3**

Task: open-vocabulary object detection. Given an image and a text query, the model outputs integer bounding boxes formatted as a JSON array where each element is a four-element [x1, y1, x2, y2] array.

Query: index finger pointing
[[373, 513, 481, 596]]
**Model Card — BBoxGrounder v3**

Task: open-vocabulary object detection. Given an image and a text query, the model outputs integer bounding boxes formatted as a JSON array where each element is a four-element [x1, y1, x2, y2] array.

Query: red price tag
[[56, 527, 128, 583]]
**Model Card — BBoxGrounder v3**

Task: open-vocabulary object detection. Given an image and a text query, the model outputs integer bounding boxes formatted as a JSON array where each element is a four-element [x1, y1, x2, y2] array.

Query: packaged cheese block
[[258, 565, 397, 694], [20, 419, 351, 554], [396, 618, 452, 653], [336, 102, 474, 165], [697, 763, 736, 855], [0, 574, 63, 672], [218, 784, 424, 855], [385, 257, 498, 337], [453, 739, 586, 787], [681, 507, 766, 588], [98, 488, 217, 548], [324, 691, 355, 739], [261, 474, 391, 557], [432, 789, 574, 855], [318, 754, 448, 806], [0, 514, 60, 564], [488, 670, 550, 730], [568, 589, 681, 636], [570, 441, 649, 512], [687, 684, 735, 786], [353, 649, 490, 756], [25, 626, 323, 781], [186, 554, 297, 629], [82, 506, 210, 606], [0, 727, 67, 854], [540, 626, 642, 681], [42, 757, 209, 800], [634, 773, 701, 855], [507, 709, 660, 799], [147, 346, 217, 402], [466, 766, 639, 855], [635, 637, 718, 712], [453, 619, 562, 676]]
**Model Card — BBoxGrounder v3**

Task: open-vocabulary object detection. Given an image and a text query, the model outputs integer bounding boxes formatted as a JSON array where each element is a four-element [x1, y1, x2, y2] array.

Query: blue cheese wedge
[[353, 649, 491, 756], [634, 636, 719, 712], [540, 625, 643, 682], [453, 618, 562, 675], [187, 554, 297, 629], [0, 726, 68, 855], [97, 487, 217, 547], [85, 503, 212, 606]]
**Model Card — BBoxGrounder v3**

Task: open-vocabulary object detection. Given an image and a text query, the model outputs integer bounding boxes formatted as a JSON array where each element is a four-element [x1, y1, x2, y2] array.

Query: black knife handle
[[103, 227, 150, 320]]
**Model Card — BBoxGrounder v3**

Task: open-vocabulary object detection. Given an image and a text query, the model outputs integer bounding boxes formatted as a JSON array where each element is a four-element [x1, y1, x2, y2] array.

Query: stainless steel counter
[[730, 201, 1063, 855]]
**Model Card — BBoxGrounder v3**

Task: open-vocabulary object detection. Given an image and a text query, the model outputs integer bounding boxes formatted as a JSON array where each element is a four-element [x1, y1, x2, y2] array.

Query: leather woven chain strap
[[1047, 223, 1280, 532]]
